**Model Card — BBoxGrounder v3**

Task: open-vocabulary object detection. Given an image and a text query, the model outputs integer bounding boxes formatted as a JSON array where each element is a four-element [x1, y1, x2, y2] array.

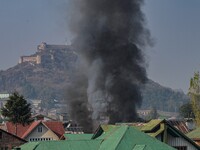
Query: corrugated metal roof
[[19, 142, 40, 150], [18, 125, 176, 150], [64, 133, 93, 140], [167, 120, 190, 134], [140, 120, 200, 150], [140, 119, 163, 132], [147, 123, 164, 137], [98, 126, 127, 150], [101, 124, 116, 132], [122, 126, 175, 150], [19, 140, 101, 150], [132, 145, 147, 150], [35, 140, 101, 150], [96, 125, 176, 150]]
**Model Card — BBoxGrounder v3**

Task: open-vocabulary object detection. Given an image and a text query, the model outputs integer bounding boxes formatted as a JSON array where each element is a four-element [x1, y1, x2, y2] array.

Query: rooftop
[[18, 125, 176, 150]]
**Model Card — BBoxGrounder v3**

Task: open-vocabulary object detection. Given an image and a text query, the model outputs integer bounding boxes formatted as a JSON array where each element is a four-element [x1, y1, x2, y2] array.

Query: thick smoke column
[[66, 0, 151, 131]]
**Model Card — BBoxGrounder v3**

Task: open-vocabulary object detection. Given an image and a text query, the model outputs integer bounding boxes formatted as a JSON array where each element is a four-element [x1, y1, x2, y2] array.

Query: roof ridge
[[115, 125, 129, 149], [21, 121, 42, 138], [42, 121, 63, 139], [101, 125, 121, 141]]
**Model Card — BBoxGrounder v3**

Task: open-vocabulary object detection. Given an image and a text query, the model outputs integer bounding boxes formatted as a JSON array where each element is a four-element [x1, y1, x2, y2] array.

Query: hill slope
[[0, 45, 77, 102], [0, 45, 189, 111], [141, 80, 189, 112]]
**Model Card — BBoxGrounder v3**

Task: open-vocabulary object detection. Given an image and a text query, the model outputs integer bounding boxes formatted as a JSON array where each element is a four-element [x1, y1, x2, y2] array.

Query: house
[[57, 112, 68, 122], [17, 125, 176, 150], [187, 127, 200, 146], [5, 121, 65, 142], [0, 128, 27, 150], [0, 93, 10, 99], [63, 121, 84, 134], [0, 98, 8, 109], [93, 125, 176, 150], [30, 99, 42, 108], [167, 119, 191, 134], [31, 114, 56, 121], [0, 93, 10, 109], [132, 119, 200, 150]]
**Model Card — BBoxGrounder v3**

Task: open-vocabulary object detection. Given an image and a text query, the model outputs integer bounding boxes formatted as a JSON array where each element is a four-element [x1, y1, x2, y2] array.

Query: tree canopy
[[188, 72, 200, 126], [179, 102, 194, 118], [1, 92, 33, 126]]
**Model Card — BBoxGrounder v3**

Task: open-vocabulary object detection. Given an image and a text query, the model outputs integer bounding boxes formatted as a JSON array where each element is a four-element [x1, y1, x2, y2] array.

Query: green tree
[[179, 102, 194, 118], [1, 92, 33, 135], [188, 72, 200, 126]]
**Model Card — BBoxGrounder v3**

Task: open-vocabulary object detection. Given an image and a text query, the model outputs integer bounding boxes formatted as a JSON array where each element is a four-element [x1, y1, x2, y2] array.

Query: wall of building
[[37, 42, 68, 52], [0, 130, 26, 150], [0, 94, 10, 99], [19, 42, 69, 65], [19, 55, 41, 64], [167, 133, 198, 150], [26, 124, 59, 142]]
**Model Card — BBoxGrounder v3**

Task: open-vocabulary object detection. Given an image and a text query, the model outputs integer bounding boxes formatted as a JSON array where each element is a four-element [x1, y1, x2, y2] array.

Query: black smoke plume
[[66, 0, 152, 132]]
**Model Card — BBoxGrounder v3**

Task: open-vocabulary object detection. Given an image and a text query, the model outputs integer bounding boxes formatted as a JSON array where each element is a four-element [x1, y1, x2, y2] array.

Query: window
[[37, 126, 43, 132], [29, 137, 53, 142], [174, 146, 187, 150]]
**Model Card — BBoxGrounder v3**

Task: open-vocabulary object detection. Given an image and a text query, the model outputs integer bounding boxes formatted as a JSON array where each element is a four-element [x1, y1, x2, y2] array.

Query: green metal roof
[[18, 142, 40, 150], [187, 127, 200, 139], [138, 120, 200, 150], [140, 119, 163, 132], [36, 140, 101, 150], [95, 125, 176, 150], [132, 145, 153, 150], [64, 133, 93, 140], [18, 125, 176, 150], [147, 123, 164, 137], [18, 140, 101, 150], [101, 124, 116, 132]]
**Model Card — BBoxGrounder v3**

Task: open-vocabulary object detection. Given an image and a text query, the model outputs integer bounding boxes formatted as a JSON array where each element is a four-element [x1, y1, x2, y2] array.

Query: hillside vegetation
[[0, 45, 189, 111], [0, 46, 77, 102], [141, 80, 189, 112]]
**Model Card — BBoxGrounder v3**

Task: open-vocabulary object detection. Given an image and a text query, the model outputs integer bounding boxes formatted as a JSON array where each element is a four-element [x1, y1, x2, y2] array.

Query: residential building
[[31, 114, 56, 121], [0, 93, 10, 109], [167, 119, 192, 134], [17, 125, 176, 150], [4, 121, 65, 142], [0, 128, 26, 150], [131, 119, 200, 150], [0, 93, 10, 99], [63, 121, 84, 134]]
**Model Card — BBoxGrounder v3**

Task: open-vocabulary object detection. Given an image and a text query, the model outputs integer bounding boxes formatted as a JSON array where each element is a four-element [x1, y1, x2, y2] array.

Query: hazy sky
[[0, 0, 200, 93]]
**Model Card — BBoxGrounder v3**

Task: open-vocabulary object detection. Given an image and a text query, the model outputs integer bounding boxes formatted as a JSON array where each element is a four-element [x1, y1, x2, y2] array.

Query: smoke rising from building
[[66, 0, 152, 132]]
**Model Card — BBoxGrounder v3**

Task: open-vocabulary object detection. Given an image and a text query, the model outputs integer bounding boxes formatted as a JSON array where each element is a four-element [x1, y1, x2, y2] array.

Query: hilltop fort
[[19, 42, 69, 64]]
